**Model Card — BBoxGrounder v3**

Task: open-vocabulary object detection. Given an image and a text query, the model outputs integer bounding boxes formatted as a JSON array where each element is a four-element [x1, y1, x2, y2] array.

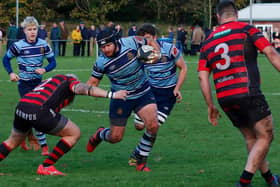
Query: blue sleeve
[[44, 56, 57, 72], [2, 54, 13, 74]]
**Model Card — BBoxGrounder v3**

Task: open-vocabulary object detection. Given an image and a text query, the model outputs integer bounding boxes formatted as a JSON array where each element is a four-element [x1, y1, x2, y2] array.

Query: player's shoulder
[[36, 38, 49, 45]]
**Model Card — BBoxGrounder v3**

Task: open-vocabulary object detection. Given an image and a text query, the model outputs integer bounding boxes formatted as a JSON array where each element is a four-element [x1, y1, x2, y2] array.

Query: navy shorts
[[218, 95, 271, 128], [13, 103, 68, 134], [18, 79, 42, 97], [151, 87, 176, 116], [109, 90, 156, 126]]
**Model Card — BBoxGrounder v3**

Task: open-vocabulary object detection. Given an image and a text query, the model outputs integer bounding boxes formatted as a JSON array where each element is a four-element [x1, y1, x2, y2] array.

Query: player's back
[[20, 74, 77, 111]]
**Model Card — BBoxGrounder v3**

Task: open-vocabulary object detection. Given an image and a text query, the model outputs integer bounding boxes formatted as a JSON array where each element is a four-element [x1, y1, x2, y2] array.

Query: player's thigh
[[254, 115, 273, 139], [137, 103, 158, 126]]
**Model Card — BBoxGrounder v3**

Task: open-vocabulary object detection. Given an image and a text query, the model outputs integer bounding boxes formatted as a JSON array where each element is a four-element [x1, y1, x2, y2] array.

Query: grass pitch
[[0, 54, 280, 187]]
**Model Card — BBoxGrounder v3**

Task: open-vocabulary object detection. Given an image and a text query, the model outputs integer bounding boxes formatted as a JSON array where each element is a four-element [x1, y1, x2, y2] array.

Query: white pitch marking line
[[62, 108, 109, 114]]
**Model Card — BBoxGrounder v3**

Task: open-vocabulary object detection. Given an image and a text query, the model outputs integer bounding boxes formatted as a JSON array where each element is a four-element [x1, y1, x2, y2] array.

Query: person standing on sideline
[[198, 1, 280, 187], [89, 25, 97, 56], [50, 22, 60, 56], [2, 16, 57, 156], [0, 74, 127, 176], [79, 21, 90, 56], [71, 25, 82, 56], [128, 23, 187, 166], [59, 20, 69, 56], [6, 21, 18, 51], [86, 29, 161, 172], [38, 24, 48, 40]]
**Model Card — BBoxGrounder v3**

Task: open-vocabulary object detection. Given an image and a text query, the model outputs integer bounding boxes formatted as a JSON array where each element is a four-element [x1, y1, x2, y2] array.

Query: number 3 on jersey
[[215, 43, 230, 70]]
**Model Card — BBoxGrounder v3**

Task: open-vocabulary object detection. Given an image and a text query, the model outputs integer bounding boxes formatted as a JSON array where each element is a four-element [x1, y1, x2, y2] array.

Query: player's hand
[[35, 68, 46, 75], [27, 133, 40, 151], [207, 105, 221, 126], [9, 72, 19, 82], [113, 90, 128, 100], [173, 90, 182, 103]]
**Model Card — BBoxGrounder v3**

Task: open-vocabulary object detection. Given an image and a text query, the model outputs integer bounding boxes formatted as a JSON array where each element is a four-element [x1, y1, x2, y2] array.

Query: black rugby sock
[[262, 169, 274, 184], [240, 170, 253, 186], [0, 143, 12, 161], [43, 139, 72, 167]]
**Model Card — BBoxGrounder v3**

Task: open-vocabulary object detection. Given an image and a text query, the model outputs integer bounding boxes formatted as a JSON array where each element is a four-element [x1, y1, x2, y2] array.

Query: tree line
[[0, 0, 268, 29]]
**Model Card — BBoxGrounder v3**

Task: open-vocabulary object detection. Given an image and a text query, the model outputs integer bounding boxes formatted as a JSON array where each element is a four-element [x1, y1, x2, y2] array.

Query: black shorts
[[218, 95, 271, 128], [13, 103, 68, 134]]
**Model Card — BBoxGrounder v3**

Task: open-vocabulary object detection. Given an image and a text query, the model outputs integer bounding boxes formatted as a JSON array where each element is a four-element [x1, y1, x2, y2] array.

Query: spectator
[[176, 26, 187, 54], [79, 21, 90, 56], [38, 24, 48, 40], [6, 21, 18, 51], [167, 26, 174, 43], [190, 24, 205, 56], [89, 25, 97, 56], [59, 20, 69, 56], [50, 22, 60, 56], [71, 25, 82, 56], [272, 27, 280, 53], [114, 24, 123, 40], [128, 24, 137, 36], [17, 23, 25, 40]]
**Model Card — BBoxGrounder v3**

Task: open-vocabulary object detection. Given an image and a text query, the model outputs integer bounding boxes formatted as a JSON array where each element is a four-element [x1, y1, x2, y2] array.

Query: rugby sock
[[43, 139, 72, 167], [133, 130, 157, 163], [261, 169, 274, 184], [35, 131, 47, 147], [239, 170, 253, 186], [99, 128, 110, 142], [0, 143, 12, 161]]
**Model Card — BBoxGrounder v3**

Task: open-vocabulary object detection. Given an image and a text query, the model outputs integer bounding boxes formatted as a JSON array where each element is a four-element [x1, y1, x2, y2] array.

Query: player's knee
[[146, 121, 159, 133]]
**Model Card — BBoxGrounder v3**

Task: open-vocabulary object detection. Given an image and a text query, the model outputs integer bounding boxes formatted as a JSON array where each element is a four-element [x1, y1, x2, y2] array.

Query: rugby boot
[[37, 164, 66, 176], [86, 127, 104, 152], [136, 162, 151, 172], [235, 182, 252, 187]]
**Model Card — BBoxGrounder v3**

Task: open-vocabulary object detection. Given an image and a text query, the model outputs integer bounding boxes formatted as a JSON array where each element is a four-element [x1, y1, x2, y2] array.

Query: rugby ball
[[137, 45, 159, 64]]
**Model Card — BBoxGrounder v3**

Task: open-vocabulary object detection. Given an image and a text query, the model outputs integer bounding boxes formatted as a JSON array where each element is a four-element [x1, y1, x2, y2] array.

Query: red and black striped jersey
[[198, 21, 271, 101], [20, 74, 80, 112]]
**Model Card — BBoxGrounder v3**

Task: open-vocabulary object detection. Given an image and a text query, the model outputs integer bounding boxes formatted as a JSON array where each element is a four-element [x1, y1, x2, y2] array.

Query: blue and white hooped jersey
[[7, 38, 54, 81], [144, 40, 181, 88], [91, 36, 150, 99]]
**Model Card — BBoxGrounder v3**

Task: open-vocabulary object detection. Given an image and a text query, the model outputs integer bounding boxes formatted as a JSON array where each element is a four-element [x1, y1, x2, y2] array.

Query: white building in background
[[238, 3, 280, 42]]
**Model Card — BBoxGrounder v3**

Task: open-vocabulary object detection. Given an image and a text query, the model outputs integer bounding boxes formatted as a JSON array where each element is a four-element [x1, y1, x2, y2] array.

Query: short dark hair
[[136, 23, 158, 37], [216, 0, 237, 16]]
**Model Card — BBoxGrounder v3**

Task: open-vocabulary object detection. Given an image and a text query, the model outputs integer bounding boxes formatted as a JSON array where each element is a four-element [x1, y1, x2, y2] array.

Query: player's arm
[[2, 54, 19, 82], [87, 76, 100, 87], [72, 82, 127, 100], [174, 56, 187, 103], [262, 45, 280, 71], [198, 70, 220, 126]]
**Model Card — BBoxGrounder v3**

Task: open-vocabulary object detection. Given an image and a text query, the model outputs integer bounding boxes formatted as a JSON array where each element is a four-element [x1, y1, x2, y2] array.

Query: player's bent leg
[[244, 115, 273, 173], [137, 103, 159, 134], [132, 104, 159, 172], [38, 120, 80, 176], [0, 129, 28, 161]]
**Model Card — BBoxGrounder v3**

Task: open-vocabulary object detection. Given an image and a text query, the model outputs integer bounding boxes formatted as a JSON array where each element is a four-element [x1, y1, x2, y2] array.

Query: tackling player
[[0, 74, 127, 175], [128, 23, 187, 166], [198, 1, 280, 187]]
